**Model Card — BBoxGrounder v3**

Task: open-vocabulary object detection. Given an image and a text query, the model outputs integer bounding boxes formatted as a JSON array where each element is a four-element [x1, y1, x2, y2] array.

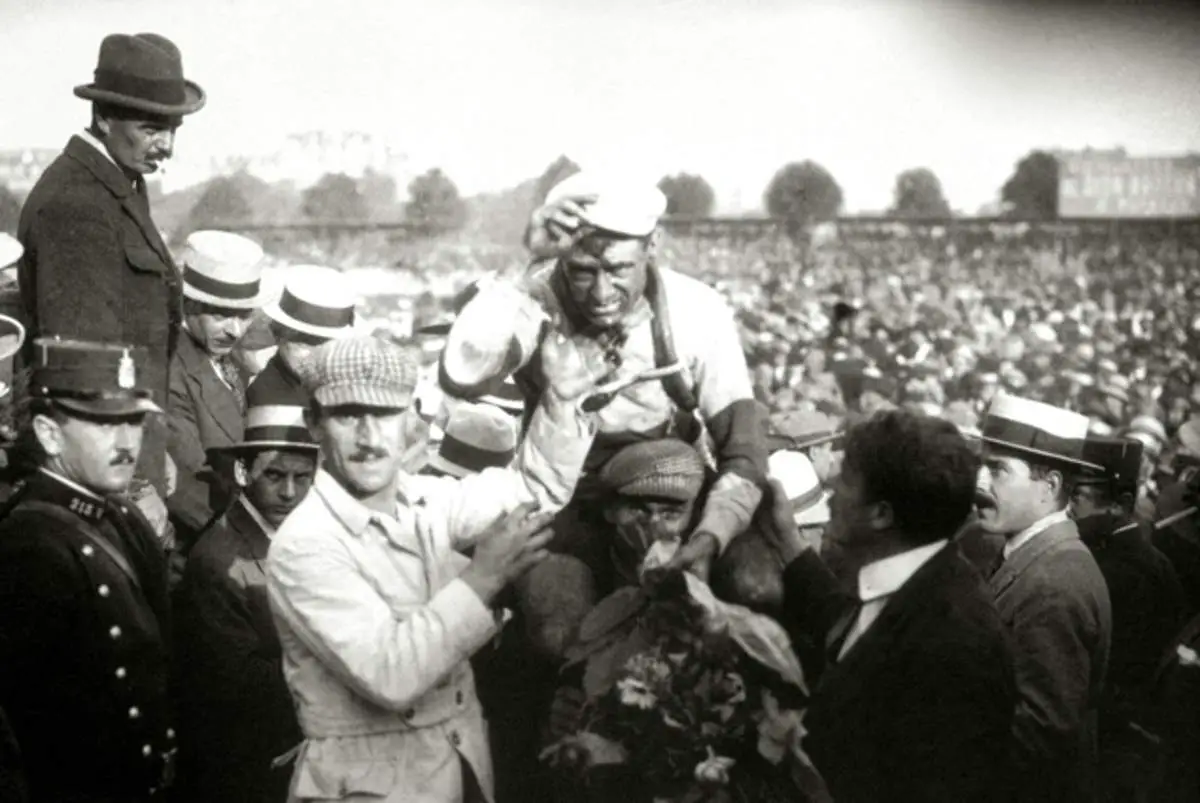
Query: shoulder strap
[[646, 262, 699, 415], [13, 499, 139, 586]]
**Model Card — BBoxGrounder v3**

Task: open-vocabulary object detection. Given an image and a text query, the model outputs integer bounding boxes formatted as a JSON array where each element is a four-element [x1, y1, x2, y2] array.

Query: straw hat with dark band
[[981, 392, 1100, 471], [264, 265, 357, 340], [179, 231, 269, 309]]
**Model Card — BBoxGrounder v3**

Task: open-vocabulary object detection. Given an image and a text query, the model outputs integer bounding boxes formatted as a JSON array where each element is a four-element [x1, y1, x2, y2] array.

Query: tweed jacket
[[0, 470, 175, 802], [174, 497, 300, 803], [783, 543, 1017, 803], [166, 331, 244, 544], [17, 135, 180, 495], [991, 517, 1113, 803], [266, 400, 594, 803]]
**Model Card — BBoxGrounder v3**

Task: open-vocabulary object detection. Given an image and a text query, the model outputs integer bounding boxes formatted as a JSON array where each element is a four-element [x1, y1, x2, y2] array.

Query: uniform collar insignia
[[34, 468, 108, 523]]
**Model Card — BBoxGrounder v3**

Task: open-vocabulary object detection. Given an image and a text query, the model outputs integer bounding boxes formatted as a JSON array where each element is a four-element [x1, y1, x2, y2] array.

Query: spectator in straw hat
[[173, 390, 315, 803], [248, 264, 357, 410], [266, 331, 604, 803], [977, 392, 1112, 803], [16, 33, 205, 501], [421, 402, 518, 481], [166, 230, 271, 551]]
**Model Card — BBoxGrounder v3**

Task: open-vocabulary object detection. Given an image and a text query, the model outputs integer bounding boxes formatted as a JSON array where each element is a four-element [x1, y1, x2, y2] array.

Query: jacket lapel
[[990, 519, 1080, 600], [226, 498, 271, 567], [64, 136, 174, 267], [178, 333, 244, 443]]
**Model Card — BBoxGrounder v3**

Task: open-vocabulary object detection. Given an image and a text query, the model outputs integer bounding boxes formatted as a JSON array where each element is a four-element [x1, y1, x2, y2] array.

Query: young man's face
[[976, 451, 1057, 535], [243, 449, 318, 528], [312, 405, 408, 503]]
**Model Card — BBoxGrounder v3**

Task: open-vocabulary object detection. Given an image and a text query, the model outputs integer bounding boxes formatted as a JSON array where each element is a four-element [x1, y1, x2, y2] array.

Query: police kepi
[[0, 338, 176, 803]]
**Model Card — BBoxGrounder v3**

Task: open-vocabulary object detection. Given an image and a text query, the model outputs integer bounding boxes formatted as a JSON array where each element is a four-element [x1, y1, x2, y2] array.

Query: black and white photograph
[[1, 0, 1199, 801]]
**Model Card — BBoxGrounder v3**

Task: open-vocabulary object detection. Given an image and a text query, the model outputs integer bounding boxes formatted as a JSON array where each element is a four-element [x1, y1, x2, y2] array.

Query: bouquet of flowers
[[540, 549, 829, 803]]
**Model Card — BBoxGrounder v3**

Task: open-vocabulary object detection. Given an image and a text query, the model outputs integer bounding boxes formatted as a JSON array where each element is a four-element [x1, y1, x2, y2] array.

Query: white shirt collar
[[857, 539, 949, 603], [1003, 509, 1071, 559], [239, 494, 276, 540], [78, 129, 120, 170]]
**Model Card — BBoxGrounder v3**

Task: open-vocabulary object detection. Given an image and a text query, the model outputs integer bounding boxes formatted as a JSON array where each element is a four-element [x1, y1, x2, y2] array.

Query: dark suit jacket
[[17, 135, 180, 495], [782, 542, 1017, 803], [173, 498, 300, 803], [0, 471, 175, 802], [992, 518, 1112, 803], [166, 332, 244, 545], [245, 352, 308, 408]]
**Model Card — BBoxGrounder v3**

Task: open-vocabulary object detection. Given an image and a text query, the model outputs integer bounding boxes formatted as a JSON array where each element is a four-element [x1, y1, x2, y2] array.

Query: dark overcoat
[[782, 543, 1018, 803], [173, 498, 300, 803], [17, 135, 181, 495], [991, 519, 1113, 803], [0, 470, 175, 802]]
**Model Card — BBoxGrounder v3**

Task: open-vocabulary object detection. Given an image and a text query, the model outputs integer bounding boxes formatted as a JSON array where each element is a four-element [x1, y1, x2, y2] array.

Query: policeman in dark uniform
[[1072, 435, 1188, 803], [0, 338, 176, 803]]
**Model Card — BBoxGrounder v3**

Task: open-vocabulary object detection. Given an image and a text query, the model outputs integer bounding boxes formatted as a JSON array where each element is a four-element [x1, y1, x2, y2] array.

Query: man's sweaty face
[[561, 236, 650, 329]]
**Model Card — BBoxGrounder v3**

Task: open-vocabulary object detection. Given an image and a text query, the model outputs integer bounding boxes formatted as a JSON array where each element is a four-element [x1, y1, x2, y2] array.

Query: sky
[[0, 0, 1198, 213]]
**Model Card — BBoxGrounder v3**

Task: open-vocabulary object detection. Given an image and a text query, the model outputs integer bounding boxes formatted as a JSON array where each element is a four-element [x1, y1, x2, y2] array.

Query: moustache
[[110, 452, 136, 467], [350, 448, 389, 463]]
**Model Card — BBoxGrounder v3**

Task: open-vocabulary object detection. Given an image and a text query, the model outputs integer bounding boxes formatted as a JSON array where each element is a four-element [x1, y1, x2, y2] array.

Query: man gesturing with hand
[[266, 333, 601, 803]]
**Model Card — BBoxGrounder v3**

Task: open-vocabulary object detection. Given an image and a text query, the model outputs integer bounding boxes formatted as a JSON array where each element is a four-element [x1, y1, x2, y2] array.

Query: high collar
[[28, 467, 110, 523], [65, 134, 137, 199], [1003, 508, 1070, 559], [856, 539, 949, 603]]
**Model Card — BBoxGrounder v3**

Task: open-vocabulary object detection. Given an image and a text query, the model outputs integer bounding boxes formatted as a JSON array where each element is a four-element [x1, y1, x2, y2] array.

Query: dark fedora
[[74, 33, 205, 116]]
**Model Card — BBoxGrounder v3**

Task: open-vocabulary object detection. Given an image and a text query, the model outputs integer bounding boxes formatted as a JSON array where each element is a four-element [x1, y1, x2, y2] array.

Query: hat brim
[[793, 490, 832, 527], [73, 80, 206, 116], [264, 300, 355, 340], [980, 435, 1102, 472], [54, 396, 162, 417], [185, 284, 275, 311], [426, 452, 472, 479], [212, 440, 319, 455], [313, 385, 413, 410]]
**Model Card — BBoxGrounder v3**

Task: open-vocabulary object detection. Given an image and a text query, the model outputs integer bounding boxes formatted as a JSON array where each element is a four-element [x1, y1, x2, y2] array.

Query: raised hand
[[525, 194, 599, 260], [460, 504, 557, 605]]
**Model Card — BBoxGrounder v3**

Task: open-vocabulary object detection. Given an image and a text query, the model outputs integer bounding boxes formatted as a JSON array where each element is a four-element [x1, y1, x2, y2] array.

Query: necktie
[[825, 600, 863, 664], [216, 355, 246, 413]]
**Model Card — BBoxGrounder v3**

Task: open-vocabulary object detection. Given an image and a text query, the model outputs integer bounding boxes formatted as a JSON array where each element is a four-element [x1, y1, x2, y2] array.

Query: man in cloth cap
[[247, 264, 357, 409], [166, 230, 271, 553], [442, 171, 767, 597], [173, 390, 316, 803], [0, 338, 177, 803], [976, 392, 1113, 803], [16, 33, 205, 502], [1070, 435, 1186, 802], [266, 331, 604, 803]]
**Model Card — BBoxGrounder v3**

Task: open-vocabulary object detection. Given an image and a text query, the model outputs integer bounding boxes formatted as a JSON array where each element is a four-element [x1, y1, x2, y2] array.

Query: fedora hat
[[981, 392, 1100, 471], [427, 402, 517, 479], [179, 231, 270, 309], [264, 265, 357, 340], [75, 33, 205, 116]]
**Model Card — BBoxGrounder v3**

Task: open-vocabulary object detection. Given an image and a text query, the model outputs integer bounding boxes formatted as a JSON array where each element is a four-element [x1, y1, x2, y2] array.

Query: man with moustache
[[173, 389, 316, 803], [1070, 435, 1186, 803], [17, 33, 205, 503], [246, 264, 357, 409], [266, 332, 604, 803], [0, 340, 176, 803], [976, 392, 1113, 803], [166, 230, 272, 552], [763, 410, 1016, 803]]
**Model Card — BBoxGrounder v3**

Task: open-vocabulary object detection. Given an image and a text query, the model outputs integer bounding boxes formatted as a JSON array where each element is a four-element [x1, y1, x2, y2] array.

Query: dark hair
[[1028, 462, 1077, 507], [8, 397, 69, 476], [842, 410, 979, 543], [182, 297, 254, 318]]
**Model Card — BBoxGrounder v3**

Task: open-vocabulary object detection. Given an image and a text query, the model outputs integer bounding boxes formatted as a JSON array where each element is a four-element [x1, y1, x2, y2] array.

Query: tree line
[[0, 149, 1063, 239]]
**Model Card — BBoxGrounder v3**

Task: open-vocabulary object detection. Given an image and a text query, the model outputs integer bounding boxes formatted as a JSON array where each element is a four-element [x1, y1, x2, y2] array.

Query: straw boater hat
[[264, 265, 357, 340], [0, 235, 27, 398], [214, 391, 318, 455], [74, 33, 205, 116], [981, 392, 1101, 471], [426, 402, 518, 479], [179, 231, 270, 309], [768, 450, 831, 527]]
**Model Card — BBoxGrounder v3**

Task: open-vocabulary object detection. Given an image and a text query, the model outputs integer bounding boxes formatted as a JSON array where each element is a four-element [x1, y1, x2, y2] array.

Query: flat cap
[[546, 171, 667, 238], [298, 335, 418, 409], [600, 439, 706, 503]]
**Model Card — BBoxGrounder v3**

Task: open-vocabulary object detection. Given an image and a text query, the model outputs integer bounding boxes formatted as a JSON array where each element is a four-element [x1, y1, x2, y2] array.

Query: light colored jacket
[[267, 401, 594, 802]]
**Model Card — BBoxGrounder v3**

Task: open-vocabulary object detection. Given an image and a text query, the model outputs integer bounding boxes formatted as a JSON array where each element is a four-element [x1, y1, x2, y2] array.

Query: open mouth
[[974, 489, 997, 515]]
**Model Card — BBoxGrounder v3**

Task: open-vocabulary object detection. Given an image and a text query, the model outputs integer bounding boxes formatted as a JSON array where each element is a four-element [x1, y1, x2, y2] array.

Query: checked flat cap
[[299, 335, 419, 409], [600, 439, 706, 503]]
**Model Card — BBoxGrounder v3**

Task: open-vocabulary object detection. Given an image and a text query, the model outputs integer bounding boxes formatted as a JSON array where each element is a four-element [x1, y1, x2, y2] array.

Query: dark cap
[[1078, 435, 1143, 494], [30, 338, 162, 417]]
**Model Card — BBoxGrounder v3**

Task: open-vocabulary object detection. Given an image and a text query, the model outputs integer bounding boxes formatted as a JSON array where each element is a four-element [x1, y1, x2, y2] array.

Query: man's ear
[[232, 458, 250, 489], [31, 413, 63, 458]]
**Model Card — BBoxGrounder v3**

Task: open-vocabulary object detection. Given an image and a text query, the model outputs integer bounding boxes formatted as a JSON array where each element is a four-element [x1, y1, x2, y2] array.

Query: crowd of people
[[1, 27, 1200, 803]]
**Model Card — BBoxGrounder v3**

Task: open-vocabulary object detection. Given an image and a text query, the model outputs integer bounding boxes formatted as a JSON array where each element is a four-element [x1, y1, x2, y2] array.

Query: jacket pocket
[[125, 245, 166, 276], [292, 753, 398, 800]]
